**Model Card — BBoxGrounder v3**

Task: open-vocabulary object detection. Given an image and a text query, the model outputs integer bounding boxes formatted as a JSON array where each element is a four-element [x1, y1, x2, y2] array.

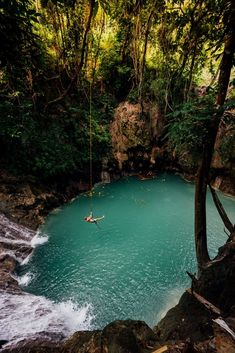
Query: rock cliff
[[110, 101, 235, 195]]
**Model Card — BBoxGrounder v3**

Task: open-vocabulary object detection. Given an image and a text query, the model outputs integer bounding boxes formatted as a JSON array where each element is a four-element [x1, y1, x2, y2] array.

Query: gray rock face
[[110, 101, 165, 171]]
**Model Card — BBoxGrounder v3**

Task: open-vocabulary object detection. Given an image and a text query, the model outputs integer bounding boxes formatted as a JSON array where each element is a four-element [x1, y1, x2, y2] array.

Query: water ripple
[[20, 174, 235, 329]]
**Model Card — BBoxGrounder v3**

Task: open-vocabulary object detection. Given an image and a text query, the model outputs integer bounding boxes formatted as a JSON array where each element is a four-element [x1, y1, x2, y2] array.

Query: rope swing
[[84, 79, 105, 226], [84, 23, 105, 226], [89, 79, 93, 212]]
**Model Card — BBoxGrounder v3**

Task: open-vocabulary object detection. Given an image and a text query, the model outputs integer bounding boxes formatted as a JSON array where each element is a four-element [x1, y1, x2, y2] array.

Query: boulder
[[154, 292, 213, 343]]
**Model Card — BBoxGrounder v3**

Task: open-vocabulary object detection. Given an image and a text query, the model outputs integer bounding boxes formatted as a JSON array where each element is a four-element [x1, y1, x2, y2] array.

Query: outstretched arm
[[93, 216, 105, 222]]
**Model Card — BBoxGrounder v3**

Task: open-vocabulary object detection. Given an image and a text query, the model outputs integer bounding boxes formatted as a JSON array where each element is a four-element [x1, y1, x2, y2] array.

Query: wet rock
[[61, 320, 160, 353], [101, 171, 111, 183], [0, 342, 8, 351], [1, 339, 61, 353], [0, 171, 90, 230], [0, 270, 20, 293], [195, 241, 235, 313], [0, 213, 35, 264], [101, 320, 160, 353], [0, 241, 32, 260], [154, 292, 213, 342], [0, 214, 36, 294], [212, 175, 235, 196], [0, 254, 17, 272], [61, 331, 101, 353]]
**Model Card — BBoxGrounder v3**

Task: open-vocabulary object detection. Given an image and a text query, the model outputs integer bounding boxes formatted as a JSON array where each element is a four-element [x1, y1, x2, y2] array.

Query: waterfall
[[0, 214, 94, 351]]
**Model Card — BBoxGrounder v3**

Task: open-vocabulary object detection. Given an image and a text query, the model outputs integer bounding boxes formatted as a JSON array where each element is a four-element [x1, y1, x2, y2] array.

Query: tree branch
[[186, 271, 198, 292], [187, 289, 222, 316], [209, 184, 234, 234], [46, 0, 96, 108]]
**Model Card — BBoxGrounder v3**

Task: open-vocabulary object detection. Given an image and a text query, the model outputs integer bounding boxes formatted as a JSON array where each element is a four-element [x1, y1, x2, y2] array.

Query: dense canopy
[[0, 0, 234, 178]]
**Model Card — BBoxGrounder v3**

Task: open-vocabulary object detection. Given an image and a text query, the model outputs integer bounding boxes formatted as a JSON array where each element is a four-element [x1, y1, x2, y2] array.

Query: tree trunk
[[195, 147, 211, 270], [216, 8, 235, 105], [194, 0, 235, 272], [186, 38, 198, 101], [78, 0, 96, 72], [138, 7, 154, 102], [46, 0, 96, 107]]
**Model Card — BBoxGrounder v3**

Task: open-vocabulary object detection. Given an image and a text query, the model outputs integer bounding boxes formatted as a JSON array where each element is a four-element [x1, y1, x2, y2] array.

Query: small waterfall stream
[[0, 214, 93, 351]]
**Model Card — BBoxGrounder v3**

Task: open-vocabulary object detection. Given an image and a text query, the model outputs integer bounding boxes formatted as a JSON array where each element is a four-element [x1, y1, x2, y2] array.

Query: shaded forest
[[1, 0, 234, 180]]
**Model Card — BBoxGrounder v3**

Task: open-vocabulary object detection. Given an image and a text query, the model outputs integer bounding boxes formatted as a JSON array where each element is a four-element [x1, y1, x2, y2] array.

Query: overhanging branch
[[209, 184, 234, 234]]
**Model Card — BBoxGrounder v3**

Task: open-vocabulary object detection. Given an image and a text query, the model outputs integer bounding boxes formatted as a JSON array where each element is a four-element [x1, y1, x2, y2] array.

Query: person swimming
[[84, 212, 105, 225]]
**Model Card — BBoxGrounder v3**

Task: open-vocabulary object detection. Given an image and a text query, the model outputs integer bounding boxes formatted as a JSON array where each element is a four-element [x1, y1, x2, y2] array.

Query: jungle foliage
[[0, 0, 234, 178]]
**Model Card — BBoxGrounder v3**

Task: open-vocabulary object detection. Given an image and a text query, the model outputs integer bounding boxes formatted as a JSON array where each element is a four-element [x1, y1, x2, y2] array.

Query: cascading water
[[0, 214, 94, 351], [0, 292, 93, 348]]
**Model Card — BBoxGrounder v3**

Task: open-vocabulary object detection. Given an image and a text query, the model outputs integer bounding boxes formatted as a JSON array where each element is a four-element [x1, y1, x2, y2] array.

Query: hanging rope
[[83, 11, 108, 225], [86, 16, 105, 216], [89, 78, 93, 213]]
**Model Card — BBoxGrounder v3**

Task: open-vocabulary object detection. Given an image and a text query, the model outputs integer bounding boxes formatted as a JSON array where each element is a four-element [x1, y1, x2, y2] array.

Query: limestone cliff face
[[212, 109, 235, 170], [110, 101, 165, 171], [211, 108, 235, 195], [110, 101, 235, 195]]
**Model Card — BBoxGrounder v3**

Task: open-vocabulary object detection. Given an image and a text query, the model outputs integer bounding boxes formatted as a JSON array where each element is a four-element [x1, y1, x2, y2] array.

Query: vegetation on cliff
[[1, 0, 234, 180]]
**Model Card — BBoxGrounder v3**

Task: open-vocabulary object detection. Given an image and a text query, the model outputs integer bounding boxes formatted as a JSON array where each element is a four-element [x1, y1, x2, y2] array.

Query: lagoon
[[20, 173, 235, 329]]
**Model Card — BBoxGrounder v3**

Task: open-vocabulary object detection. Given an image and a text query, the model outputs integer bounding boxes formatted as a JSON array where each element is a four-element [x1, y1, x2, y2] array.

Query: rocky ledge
[[0, 170, 94, 230]]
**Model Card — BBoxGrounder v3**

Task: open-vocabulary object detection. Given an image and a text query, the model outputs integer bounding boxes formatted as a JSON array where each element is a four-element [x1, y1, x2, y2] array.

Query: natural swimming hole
[[19, 173, 235, 330]]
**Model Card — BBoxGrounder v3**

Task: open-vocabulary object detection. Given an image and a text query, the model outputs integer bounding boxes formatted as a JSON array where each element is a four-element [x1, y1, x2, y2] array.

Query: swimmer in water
[[84, 212, 105, 225]]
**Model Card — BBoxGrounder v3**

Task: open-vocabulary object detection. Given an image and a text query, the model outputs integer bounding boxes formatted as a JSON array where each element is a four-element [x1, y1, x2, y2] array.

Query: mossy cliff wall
[[110, 101, 235, 195]]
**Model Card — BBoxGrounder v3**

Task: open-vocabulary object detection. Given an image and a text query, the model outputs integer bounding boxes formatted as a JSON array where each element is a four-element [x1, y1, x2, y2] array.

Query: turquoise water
[[20, 173, 235, 328]]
